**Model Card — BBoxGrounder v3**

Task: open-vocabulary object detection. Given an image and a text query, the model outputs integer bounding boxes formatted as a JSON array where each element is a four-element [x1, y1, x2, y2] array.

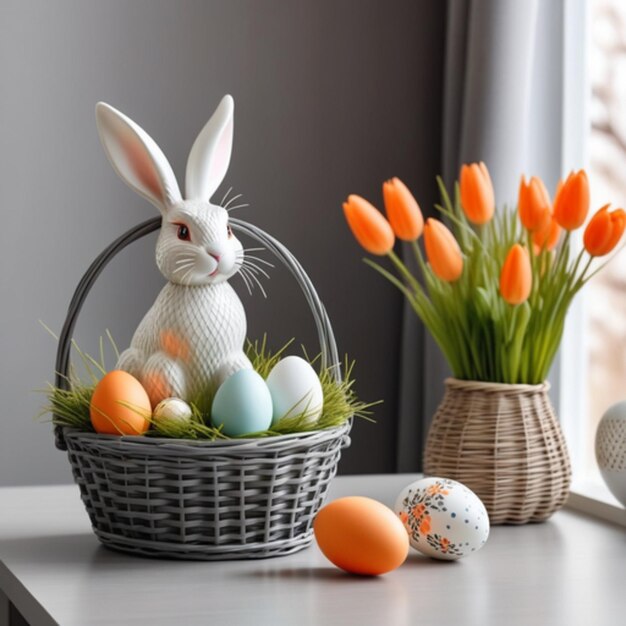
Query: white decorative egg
[[266, 356, 324, 427], [211, 369, 273, 436], [394, 477, 490, 560], [596, 401, 626, 506], [153, 397, 193, 425]]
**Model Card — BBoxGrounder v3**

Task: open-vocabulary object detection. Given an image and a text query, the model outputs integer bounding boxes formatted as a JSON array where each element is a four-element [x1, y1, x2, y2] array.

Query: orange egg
[[314, 496, 409, 575], [90, 370, 151, 435]]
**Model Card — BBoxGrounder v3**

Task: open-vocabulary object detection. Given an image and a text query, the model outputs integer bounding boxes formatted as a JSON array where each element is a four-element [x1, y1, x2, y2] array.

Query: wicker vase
[[423, 378, 571, 524]]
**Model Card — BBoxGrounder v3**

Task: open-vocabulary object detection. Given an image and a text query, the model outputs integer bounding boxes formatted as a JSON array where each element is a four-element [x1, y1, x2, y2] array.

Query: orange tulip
[[459, 162, 495, 225], [553, 170, 590, 230], [343, 194, 395, 255], [532, 216, 561, 251], [554, 178, 563, 204], [423, 218, 463, 281], [383, 177, 424, 240], [500, 244, 532, 305], [518, 176, 552, 232], [583, 205, 626, 256]]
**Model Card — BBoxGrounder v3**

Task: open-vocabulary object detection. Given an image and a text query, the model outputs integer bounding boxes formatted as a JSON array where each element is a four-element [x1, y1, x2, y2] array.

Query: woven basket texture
[[54, 217, 351, 559], [63, 424, 349, 560], [423, 378, 571, 524]]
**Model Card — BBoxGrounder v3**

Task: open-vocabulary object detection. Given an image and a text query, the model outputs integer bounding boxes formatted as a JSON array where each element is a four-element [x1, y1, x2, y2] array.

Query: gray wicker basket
[[53, 216, 351, 560]]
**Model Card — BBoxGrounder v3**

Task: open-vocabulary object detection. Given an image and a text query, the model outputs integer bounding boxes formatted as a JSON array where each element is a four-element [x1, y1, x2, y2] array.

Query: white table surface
[[1, 474, 624, 626]]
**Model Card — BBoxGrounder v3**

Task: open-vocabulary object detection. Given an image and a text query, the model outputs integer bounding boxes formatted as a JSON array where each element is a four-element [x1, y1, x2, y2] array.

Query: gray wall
[[0, 0, 445, 486]]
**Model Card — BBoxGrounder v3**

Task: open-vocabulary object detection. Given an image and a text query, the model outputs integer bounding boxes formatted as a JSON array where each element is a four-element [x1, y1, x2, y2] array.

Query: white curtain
[[396, 0, 570, 471]]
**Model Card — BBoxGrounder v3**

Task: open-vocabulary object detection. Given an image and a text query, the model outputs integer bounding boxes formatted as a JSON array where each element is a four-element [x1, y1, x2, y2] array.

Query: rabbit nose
[[207, 253, 220, 277]]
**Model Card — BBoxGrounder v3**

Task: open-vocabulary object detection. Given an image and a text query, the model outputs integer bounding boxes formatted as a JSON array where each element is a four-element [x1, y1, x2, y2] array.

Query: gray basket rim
[[62, 419, 351, 455]]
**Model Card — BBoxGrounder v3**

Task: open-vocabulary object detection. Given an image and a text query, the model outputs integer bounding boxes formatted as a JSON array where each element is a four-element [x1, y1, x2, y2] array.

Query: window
[[586, 0, 626, 481], [562, 0, 625, 516]]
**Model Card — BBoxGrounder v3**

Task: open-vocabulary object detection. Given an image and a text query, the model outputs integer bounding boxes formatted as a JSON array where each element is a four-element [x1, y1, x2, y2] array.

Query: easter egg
[[596, 401, 626, 506], [211, 369, 273, 436], [394, 477, 489, 560], [314, 496, 409, 575], [153, 398, 192, 425], [266, 356, 324, 426], [90, 370, 151, 435]]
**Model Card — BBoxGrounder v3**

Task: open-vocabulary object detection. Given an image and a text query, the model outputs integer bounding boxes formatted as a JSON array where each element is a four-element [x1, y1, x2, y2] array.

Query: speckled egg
[[153, 398, 193, 425], [210, 369, 273, 436], [394, 477, 490, 560]]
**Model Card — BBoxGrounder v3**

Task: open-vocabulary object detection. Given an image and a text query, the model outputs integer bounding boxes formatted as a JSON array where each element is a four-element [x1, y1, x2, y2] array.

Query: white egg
[[266, 356, 324, 427], [596, 401, 626, 506], [394, 477, 490, 560], [153, 397, 193, 425]]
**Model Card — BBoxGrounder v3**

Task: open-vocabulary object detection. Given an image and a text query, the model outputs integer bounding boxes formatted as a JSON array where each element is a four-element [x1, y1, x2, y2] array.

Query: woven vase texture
[[424, 378, 571, 524]]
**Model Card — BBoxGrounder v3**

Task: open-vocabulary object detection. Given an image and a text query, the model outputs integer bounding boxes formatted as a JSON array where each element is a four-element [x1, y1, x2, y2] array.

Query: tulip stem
[[576, 256, 594, 288], [363, 257, 413, 299], [578, 241, 626, 285], [388, 250, 421, 294], [568, 248, 587, 288], [411, 240, 428, 276], [526, 228, 539, 307]]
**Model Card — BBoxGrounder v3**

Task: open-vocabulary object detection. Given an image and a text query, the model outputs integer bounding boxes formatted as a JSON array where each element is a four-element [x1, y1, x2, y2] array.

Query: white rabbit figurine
[[96, 95, 253, 407]]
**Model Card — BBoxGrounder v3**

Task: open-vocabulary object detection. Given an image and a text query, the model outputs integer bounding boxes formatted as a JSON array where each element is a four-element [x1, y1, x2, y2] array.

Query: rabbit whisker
[[173, 263, 195, 274], [242, 267, 268, 298], [181, 266, 196, 285], [226, 203, 250, 213], [174, 257, 196, 265], [244, 254, 274, 268], [220, 186, 234, 206], [240, 264, 256, 289], [243, 261, 270, 280], [223, 193, 243, 210], [237, 267, 253, 295], [241, 247, 267, 254], [239, 266, 257, 294], [173, 266, 195, 276], [240, 265, 267, 298], [240, 256, 269, 270]]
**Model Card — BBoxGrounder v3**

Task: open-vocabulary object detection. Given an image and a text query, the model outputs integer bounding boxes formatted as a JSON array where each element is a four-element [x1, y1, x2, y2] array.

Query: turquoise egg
[[210, 369, 273, 436]]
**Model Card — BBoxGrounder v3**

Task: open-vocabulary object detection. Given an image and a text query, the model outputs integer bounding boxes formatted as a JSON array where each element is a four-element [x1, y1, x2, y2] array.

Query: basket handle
[[53, 217, 341, 450]]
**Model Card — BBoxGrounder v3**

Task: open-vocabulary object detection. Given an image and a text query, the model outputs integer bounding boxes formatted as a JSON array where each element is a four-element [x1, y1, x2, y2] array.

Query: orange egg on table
[[90, 370, 152, 435], [313, 496, 409, 576]]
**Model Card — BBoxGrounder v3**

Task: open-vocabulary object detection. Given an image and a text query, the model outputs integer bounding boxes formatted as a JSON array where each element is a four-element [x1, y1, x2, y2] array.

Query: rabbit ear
[[185, 95, 234, 202], [96, 102, 182, 213]]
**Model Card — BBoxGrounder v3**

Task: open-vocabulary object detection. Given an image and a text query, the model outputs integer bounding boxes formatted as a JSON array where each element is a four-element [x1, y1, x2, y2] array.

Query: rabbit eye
[[227, 224, 233, 238], [176, 224, 190, 241]]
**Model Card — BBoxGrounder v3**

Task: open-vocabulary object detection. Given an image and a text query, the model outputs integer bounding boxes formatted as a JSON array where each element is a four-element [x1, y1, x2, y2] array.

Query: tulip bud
[[423, 218, 463, 281], [553, 170, 590, 230], [583, 205, 626, 257], [383, 177, 424, 241], [500, 244, 532, 305], [343, 194, 395, 255], [459, 162, 495, 225], [518, 176, 552, 232]]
